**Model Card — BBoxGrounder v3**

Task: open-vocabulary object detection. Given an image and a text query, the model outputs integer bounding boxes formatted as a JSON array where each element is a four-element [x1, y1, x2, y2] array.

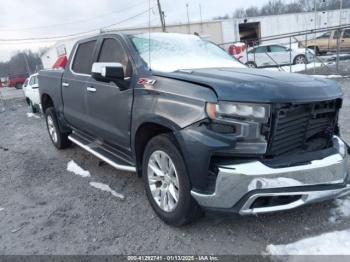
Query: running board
[[68, 134, 136, 173]]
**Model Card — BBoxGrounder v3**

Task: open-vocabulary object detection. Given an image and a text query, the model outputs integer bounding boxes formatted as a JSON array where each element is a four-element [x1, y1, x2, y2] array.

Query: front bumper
[[191, 136, 350, 215]]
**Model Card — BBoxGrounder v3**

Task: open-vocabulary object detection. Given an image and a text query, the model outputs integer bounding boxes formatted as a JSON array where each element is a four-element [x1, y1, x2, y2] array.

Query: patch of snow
[[312, 74, 347, 79], [0, 208, 4, 212], [89, 182, 124, 200], [265, 62, 323, 73], [26, 112, 40, 119], [329, 195, 350, 224], [67, 160, 91, 178], [248, 177, 303, 191], [266, 229, 350, 255]]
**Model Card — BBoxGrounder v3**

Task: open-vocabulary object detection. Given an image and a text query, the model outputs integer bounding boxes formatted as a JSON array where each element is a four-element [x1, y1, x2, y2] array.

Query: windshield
[[130, 33, 244, 72]]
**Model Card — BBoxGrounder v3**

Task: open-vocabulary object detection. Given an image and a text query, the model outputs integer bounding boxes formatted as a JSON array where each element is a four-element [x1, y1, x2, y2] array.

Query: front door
[[62, 40, 97, 132], [85, 37, 133, 152]]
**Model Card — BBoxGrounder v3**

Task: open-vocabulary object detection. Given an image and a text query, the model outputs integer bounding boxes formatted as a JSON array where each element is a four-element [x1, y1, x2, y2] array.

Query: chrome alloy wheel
[[47, 115, 58, 143], [295, 56, 307, 64], [147, 150, 180, 212]]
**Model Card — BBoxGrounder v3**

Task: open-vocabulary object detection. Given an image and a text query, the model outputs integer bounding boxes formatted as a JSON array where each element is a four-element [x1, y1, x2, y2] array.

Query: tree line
[[0, 50, 44, 78], [214, 0, 350, 19]]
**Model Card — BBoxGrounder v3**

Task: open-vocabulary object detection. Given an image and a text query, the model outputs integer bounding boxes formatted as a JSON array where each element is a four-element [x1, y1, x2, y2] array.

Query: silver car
[[239, 44, 315, 68]]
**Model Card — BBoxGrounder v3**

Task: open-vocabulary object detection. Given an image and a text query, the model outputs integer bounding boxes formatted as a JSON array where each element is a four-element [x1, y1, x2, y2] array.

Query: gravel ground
[[0, 78, 350, 255]]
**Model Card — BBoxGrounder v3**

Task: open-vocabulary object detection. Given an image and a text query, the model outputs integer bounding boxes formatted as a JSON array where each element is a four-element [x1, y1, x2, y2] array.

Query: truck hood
[[154, 68, 342, 103]]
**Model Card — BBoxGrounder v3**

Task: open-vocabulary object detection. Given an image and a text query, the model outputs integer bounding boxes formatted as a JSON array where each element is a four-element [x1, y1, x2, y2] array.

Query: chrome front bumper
[[191, 136, 350, 214]]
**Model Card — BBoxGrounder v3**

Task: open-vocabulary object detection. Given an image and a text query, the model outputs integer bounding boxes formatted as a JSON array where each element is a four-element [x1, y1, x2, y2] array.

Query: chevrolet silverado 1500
[[39, 32, 349, 226]]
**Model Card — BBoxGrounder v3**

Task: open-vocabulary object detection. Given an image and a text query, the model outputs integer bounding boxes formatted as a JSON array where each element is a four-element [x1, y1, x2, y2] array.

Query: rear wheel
[[142, 134, 202, 226], [246, 61, 257, 68], [29, 100, 38, 113], [293, 55, 308, 65], [45, 107, 71, 149], [15, 83, 22, 89], [308, 46, 320, 56]]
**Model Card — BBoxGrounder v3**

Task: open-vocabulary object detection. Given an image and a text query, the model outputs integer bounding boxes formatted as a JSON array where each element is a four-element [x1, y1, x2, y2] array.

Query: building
[[41, 8, 350, 69]]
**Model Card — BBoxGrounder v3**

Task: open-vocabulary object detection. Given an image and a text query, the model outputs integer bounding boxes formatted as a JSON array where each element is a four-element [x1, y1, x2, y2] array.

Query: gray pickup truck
[[39, 32, 349, 226]]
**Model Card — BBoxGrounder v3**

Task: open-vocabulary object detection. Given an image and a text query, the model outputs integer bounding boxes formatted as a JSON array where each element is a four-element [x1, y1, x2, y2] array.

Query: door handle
[[86, 87, 96, 93], [62, 82, 69, 87]]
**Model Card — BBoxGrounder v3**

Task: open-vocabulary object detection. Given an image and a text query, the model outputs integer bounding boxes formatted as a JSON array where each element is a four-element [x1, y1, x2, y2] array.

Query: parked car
[[23, 73, 40, 113], [239, 44, 314, 68], [8, 74, 27, 89], [39, 32, 349, 226], [299, 29, 350, 55]]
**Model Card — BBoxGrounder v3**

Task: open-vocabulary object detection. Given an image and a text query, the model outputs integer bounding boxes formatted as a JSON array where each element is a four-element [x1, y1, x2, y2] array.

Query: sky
[[0, 0, 270, 62]]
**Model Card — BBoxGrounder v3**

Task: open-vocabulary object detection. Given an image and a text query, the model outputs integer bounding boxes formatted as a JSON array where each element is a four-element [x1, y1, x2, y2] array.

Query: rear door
[[268, 45, 290, 65], [84, 36, 134, 151], [62, 39, 97, 132]]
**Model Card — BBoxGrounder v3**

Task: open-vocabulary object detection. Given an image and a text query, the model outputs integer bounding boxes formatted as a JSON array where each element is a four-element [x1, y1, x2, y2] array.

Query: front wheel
[[45, 107, 71, 149], [142, 134, 202, 226]]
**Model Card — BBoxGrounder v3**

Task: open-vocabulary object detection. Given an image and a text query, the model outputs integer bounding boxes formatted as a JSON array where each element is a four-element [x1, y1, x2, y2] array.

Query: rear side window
[[270, 45, 287, 52], [317, 32, 331, 39], [98, 38, 131, 76], [72, 40, 96, 74], [29, 76, 35, 85], [343, 30, 350, 38]]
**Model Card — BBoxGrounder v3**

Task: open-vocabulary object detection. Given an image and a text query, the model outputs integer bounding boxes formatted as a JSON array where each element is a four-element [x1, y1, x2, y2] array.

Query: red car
[[8, 75, 28, 89]]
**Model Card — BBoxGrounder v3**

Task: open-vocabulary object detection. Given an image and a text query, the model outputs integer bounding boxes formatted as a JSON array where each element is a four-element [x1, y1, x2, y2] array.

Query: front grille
[[266, 100, 341, 156]]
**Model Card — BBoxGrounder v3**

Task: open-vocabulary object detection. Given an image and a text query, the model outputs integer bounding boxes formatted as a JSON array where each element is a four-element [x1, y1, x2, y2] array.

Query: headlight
[[206, 102, 270, 123], [206, 101, 270, 154]]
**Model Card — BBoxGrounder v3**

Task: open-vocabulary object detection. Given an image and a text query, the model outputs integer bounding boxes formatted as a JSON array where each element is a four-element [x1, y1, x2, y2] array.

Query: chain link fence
[[220, 24, 350, 76]]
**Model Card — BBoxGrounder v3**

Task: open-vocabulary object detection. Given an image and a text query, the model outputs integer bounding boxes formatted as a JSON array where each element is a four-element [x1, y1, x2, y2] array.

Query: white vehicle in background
[[23, 73, 40, 113], [239, 44, 315, 68]]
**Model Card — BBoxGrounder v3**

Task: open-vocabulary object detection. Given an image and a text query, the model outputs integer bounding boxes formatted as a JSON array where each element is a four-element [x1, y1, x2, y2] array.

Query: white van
[[23, 73, 40, 113]]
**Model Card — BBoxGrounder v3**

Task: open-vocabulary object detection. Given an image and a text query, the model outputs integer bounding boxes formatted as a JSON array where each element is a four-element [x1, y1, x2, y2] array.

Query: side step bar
[[68, 134, 136, 173]]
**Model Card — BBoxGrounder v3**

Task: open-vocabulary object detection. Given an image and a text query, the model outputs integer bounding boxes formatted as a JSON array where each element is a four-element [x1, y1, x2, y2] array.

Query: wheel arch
[[41, 93, 55, 113], [133, 118, 181, 177]]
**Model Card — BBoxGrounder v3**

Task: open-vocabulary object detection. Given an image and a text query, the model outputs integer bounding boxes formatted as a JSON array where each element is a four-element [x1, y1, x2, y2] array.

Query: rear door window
[[254, 46, 268, 53], [317, 32, 331, 39], [72, 40, 97, 75], [270, 45, 287, 52]]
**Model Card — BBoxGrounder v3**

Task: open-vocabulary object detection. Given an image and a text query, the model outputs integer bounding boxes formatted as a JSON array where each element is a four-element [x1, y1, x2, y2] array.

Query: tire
[[45, 107, 71, 149], [15, 83, 22, 89], [293, 55, 308, 65], [29, 100, 38, 113], [308, 46, 320, 56], [246, 61, 257, 68], [142, 134, 203, 226]]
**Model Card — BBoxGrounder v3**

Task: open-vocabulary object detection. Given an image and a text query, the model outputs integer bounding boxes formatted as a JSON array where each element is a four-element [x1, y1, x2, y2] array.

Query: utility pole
[[157, 0, 166, 32], [186, 3, 191, 34], [199, 4, 203, 34], [336, 0, 343, 73], [313, 0, 317, 73], [22, 53, 31, 75]]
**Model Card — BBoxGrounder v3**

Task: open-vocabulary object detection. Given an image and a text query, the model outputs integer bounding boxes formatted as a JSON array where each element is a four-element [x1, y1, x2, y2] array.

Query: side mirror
[[92, 62, 124, 82], [32, 84, 39, 89]]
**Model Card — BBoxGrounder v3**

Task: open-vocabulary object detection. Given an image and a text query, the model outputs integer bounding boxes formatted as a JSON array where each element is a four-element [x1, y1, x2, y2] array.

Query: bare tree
[[245, 6, 260, 17], [214, 0, 350, 20]]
